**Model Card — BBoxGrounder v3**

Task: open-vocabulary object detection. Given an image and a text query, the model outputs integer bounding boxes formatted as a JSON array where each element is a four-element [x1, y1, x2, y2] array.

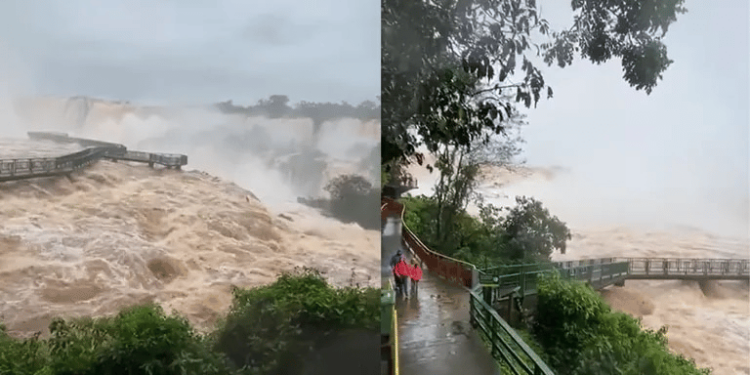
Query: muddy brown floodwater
[[0, 160, 379, 336]]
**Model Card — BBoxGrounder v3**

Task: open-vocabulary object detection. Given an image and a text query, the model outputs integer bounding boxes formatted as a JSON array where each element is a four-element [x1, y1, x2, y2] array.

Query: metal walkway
[[396, 273, 500, 375], [0, 132, 188, 182]]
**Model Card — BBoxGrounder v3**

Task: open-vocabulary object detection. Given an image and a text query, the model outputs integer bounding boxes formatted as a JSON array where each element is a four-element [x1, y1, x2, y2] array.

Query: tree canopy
[[382, 0, 686, 167], [215, 96, 381, 132]]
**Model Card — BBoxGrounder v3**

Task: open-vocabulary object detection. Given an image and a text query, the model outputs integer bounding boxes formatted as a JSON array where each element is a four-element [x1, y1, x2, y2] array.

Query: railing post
[[483, 286, 493, 306], [507, 291, 514, 326]]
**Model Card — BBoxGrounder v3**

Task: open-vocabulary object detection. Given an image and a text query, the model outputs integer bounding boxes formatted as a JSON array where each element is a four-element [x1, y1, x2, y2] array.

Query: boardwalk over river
[[0, 132, 187, 182]]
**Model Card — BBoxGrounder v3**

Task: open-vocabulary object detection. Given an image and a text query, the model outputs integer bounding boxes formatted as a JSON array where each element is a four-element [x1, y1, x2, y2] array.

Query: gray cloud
[[0, 0, 379, 104], [240, 13, 323, 46]]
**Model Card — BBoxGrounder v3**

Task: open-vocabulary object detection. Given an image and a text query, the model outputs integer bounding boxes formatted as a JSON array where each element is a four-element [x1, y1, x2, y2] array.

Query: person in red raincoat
[[409, 259, 422, 295], [393, 258, 411, 298]]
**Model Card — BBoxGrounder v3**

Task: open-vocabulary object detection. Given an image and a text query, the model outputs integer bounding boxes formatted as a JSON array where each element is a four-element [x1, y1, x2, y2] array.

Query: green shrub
[[0, 267, 377, 375], [0, 329, 50, 375], [47, 304, 231, 375], [533, 272, 712, 375], [212, 267, 379, 374]]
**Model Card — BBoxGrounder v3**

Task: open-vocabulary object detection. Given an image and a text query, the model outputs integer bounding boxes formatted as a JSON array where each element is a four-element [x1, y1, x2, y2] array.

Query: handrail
[[383, 196, 478, 288], [384, 196, 477, 269], [0, 133, 188, 183], [381, 279, 399, 375], [392, 299, 399, 375], [469, 285, 555, 375], [0, 146, 116, 181], [620, 257, 749, 279]]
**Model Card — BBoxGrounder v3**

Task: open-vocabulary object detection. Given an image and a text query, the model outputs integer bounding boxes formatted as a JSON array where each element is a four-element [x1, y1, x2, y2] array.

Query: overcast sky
[[0, 0, 380, 105], [502, 0, 749, 238]]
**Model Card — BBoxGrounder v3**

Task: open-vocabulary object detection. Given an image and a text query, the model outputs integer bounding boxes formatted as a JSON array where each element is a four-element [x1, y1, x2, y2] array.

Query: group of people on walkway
[[390, 249, 422, 298]]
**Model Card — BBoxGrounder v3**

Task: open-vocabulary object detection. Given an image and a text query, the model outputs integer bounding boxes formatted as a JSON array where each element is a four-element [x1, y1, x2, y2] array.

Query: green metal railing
[[468, 260, 629, 375], [381, 281, 398, 375], [480, 260, 630, 304], [469, 285, 554, 375], [623, 258, 750, 279]]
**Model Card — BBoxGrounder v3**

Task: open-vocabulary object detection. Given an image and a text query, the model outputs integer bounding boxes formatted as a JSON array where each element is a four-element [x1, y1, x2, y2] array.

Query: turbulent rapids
[[0, 96, 380, 337]]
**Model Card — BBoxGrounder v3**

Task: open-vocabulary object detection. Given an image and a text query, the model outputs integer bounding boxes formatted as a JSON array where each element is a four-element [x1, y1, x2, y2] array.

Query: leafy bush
[[213, 267, 379, 374], [0, 327, 50, 375], [0, 268, 378, 375], [534, 272, 712, 375], [47, 305, 229, 375]]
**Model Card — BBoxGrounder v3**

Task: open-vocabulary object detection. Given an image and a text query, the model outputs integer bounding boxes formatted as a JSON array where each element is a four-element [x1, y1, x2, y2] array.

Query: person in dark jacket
[[390, 249, 403, 268], [390, 249, 404, 295], [393, 258, 410, 299]]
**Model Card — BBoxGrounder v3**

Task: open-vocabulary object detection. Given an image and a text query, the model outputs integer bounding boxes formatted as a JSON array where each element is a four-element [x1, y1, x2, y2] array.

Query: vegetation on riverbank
[[0, 268, 379, 375], [534, 272, 712, 375]]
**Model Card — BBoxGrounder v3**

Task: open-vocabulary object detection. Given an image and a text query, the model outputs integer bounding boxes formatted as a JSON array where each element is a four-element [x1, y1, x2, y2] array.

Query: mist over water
[[3, 96, 380, 209]]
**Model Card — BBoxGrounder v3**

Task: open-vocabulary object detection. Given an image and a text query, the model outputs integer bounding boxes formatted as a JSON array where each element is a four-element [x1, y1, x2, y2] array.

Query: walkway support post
[[381, 284, 398, 375]]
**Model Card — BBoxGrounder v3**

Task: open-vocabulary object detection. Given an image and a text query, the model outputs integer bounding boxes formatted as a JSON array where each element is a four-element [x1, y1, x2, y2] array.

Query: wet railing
[[381, 197, 403, 221], [469, 285, 555, 375], [0, 146, 114, 182], [381, 280, 399, 375], [1, 133, 188, 183], [382, 197, 477, 288], [623, 258, 750, 280], [116, 150, 188, 167], [385, 170, 418, 189]]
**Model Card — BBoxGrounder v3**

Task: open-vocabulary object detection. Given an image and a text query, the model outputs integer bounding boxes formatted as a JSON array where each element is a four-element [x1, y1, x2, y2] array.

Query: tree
[[381, 0, 686, 167], [430, 100, 524, 253], [324, 174, 380, 230], [212, 97, 382, 132], [500, 196, 571, 262], [261, 95, 291, 118]]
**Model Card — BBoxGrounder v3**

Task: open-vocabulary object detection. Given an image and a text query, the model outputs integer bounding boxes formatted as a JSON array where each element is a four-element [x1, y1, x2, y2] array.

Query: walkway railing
[[623, 258, 749, 280], [0, 146, 114, 182], [1, 132, 188, 183], [382, 197, 477, 288], [381, 280, 399, 375], [469, 285, 554, 375]]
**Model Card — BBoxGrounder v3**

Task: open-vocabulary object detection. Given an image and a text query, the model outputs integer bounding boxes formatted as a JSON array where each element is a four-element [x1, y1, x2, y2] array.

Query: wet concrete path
[[395, 273, 500, 375]]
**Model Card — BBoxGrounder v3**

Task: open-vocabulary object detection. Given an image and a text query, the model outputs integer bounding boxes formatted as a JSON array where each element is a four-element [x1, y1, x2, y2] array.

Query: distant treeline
[[215, 95, 381, 132]]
